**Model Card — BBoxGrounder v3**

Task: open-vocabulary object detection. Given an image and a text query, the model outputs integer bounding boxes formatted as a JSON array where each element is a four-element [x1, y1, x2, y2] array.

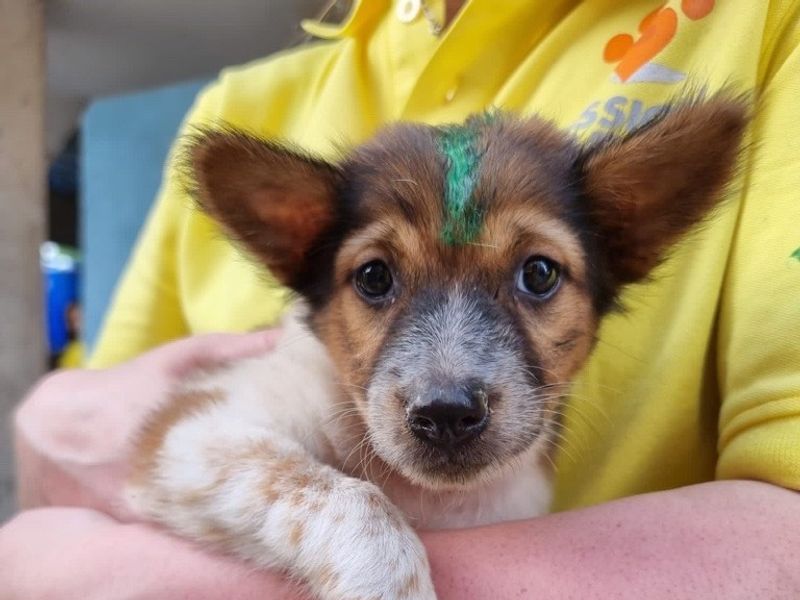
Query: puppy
[[127, 93, 747, 600]]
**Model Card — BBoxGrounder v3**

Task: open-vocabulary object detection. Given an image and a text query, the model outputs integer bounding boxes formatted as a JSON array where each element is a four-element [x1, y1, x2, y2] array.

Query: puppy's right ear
[[191, 131, 341, 288]]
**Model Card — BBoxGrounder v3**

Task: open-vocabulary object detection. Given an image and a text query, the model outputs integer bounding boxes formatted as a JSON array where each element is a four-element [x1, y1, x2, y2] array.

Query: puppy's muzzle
[[406, 382, 489, 448]]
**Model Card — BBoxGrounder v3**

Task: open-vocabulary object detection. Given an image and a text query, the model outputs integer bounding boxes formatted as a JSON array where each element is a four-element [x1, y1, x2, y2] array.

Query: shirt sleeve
[[87, 81, 226, 368], [716, 18, 800, 490]]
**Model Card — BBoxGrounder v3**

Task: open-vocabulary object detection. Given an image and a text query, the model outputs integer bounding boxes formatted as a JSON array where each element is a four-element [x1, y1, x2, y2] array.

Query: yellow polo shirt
[[91, 0, 800, 511]]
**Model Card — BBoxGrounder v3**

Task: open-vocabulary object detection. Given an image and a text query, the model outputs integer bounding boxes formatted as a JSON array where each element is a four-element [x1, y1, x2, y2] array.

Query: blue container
[[41, 242, 80, 356]]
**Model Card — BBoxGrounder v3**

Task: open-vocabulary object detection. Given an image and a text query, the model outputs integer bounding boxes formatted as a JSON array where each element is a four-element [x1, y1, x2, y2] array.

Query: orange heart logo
[[603, 1, 714, 83]]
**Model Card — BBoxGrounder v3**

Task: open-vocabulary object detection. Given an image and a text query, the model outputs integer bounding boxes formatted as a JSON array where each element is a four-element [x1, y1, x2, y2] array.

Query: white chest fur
[[382, 453, 552, 529]]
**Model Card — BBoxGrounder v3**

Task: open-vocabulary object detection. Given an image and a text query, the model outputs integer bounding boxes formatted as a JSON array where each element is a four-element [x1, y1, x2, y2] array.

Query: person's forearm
[[6, 483, 797, 599], [0, 507, 305, 600], [423, 480, 800, 599]]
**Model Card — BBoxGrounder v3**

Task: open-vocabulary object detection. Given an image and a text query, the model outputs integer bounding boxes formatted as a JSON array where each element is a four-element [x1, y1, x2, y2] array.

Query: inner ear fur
[[577, 91, 750, 288], [190, 130, 342, 289]]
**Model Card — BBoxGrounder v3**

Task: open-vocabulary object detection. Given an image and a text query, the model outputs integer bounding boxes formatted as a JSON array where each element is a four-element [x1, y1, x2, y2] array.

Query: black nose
[[407, 384, 489, 447]]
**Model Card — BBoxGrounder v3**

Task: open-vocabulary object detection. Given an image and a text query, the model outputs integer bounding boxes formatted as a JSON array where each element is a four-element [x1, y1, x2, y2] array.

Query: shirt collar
[[300, 0, 389, 39]]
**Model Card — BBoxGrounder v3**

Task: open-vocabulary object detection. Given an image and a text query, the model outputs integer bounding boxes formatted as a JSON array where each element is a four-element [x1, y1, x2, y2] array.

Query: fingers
[[201, 328, 283, 364], [141, 329, 282, 378]]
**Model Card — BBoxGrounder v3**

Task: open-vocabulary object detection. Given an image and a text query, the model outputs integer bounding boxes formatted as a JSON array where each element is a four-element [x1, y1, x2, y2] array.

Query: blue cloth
[[80, 79, 209, 349]]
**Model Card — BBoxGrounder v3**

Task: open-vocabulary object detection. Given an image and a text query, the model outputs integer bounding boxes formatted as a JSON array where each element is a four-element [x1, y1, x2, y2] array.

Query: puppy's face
[[193, 95, 746, 488], [318, 119, 605, 486]]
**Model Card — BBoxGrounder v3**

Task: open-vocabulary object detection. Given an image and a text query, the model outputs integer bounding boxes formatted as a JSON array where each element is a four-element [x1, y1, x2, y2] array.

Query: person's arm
[[711, 23, 800, 493], [0, 507, 306, 600], [424, 481, 800, 599], [5, 481, 799, 599]]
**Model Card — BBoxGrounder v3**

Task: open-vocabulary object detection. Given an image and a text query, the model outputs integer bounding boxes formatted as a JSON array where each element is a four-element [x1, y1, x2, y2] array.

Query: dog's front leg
[[127, 406, 436, 600]]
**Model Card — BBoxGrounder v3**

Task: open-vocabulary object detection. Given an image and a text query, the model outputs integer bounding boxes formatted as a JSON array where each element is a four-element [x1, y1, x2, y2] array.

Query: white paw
[[299, 481, 437, 600]]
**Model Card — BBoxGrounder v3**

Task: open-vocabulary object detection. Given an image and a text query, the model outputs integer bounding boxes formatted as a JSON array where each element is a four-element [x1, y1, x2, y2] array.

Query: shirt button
[[396, 0, 421, 23], [444, 84, 458, 103]]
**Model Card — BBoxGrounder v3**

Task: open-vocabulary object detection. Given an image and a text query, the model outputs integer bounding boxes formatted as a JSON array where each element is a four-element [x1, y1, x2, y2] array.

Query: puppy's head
[[192, 94, 747, 489]]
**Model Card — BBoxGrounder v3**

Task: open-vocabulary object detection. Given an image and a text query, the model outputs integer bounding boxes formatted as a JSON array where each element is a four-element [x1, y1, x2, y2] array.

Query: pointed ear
[[578, 92, 749, 287], [190, 131, 341, 288]]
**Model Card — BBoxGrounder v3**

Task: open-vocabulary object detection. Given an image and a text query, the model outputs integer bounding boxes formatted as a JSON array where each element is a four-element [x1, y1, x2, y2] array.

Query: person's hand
[[14, 330, 281, 521], [0, 507, 306, 600]]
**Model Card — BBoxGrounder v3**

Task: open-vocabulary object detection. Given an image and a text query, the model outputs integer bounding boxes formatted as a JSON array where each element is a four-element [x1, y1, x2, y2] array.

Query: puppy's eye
[[355, 260, 394, 299], [517, 256, 561, 298]]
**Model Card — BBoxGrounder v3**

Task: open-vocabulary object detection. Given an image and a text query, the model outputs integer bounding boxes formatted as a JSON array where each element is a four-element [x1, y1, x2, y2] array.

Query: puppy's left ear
[[578, 92, 749, 289], [190, 131, 341, 290]]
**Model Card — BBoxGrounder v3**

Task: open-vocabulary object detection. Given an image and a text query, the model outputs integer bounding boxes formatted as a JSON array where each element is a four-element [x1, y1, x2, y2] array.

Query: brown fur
[[398, 572, 421, 597], [288, 520, 305, 548], [130, 388, 224, 484], [579, 93, 750, 285], [191, 130, 341, 286]]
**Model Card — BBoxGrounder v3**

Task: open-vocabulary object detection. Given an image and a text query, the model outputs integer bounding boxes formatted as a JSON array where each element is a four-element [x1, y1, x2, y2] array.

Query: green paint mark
[[437, 112, 498, 245], [792, 247, 800, 262]]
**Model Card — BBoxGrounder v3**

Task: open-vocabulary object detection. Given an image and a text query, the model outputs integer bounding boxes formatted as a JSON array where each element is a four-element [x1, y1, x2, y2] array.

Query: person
[[4, 0, 800, 597]]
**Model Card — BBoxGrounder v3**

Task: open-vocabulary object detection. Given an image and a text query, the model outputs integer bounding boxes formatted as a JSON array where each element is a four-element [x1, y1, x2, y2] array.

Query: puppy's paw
[[297, 480, 436, 600]]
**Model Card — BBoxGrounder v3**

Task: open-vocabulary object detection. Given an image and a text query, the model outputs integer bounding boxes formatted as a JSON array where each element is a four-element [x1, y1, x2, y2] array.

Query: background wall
[[46, 0, 323, 155], [1, 0, 329, 523]]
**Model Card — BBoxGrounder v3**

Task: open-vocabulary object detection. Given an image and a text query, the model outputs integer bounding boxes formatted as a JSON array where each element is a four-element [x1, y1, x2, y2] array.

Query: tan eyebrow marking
[[481, 207, 589, 285]]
